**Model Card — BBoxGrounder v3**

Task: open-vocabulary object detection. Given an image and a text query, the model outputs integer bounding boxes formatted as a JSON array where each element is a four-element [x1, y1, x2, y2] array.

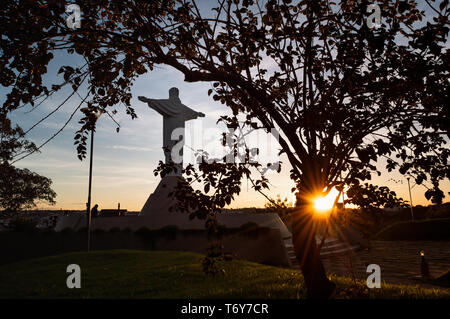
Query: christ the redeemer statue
[[138, 87, 204, 216], [138, 87, 204, 176]]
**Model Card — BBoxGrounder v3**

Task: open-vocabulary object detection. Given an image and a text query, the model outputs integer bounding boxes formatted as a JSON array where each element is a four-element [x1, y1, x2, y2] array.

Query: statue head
[[169, 87, 179, 100]]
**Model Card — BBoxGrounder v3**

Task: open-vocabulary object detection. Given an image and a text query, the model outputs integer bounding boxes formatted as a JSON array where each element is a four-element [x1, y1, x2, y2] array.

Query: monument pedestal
[[139, 175, 184, 216]]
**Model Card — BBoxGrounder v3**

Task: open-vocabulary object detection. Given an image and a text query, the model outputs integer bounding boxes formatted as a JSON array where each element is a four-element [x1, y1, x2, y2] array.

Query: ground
[[322, 241, 450, 289], [0, 250, 448, 299]]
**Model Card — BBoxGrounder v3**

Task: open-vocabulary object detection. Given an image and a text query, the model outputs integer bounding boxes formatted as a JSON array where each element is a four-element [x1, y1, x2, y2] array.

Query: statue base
[[139, 175, 185, 216]]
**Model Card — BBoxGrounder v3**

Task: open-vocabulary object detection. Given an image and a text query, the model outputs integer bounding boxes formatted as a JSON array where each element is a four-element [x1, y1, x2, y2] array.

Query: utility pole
[[86, 128, 95, 252], [82, 108, 103, 252], [407, 177, 414, 221]]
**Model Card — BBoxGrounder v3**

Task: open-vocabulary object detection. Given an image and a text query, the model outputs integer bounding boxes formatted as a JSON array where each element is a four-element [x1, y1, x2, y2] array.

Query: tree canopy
[[1, 0, 448, 203], [1, 0, 448, 297], [0, 118, 56, 212]]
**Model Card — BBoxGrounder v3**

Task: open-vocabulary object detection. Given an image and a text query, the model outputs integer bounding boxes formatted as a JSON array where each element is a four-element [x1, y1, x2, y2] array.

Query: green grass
[[0, 250, 448, 299], [374, 218, 450, 241]]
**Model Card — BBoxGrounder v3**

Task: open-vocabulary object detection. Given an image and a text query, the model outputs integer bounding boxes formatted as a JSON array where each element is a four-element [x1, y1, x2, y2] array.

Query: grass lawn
[[0, 250, 448, 299]]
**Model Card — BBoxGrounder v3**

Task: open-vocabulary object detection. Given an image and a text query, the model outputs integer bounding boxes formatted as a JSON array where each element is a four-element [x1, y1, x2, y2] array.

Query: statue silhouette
[[138, 88, 205, 217], [139, 87, 204, 175]]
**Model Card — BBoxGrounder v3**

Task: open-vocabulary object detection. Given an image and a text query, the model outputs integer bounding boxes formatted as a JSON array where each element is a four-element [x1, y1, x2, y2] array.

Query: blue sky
[[7, 56, 299, 211], [3, 1, 449, 211]]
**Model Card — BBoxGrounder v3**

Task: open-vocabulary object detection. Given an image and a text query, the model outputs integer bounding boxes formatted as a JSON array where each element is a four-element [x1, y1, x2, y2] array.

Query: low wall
[[0, 227, 291, 267], [55, 213, 293, 240]]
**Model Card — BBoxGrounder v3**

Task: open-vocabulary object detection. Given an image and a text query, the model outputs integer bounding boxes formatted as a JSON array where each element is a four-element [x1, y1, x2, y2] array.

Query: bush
[[159, 225, 179, 234], [60, 227, 74, 234], [8, 218, 37, 232], [426, 204, 450, 219], [134, 227, 154, 243], [375, 218, 450, 241]]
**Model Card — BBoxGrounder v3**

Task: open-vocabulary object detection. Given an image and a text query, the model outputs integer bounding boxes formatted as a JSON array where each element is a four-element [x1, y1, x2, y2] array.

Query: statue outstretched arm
[[138, 96, 180, 117], [181, 103, 205, 121]]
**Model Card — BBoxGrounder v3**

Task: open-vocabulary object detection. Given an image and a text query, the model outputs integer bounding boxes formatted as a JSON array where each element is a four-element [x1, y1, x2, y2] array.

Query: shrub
[[426, 204, 450, 219], [8, 218, 37, 232], [61, 227, 74, 234], [375, 218, 450, 240]]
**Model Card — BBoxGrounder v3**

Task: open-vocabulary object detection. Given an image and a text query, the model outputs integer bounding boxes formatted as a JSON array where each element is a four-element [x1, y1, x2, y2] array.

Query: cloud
[[107, 145, 159, 152]]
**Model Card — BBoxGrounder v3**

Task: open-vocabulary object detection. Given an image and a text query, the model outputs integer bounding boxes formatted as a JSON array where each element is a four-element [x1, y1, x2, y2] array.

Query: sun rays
[[313, 188, 341, 216]]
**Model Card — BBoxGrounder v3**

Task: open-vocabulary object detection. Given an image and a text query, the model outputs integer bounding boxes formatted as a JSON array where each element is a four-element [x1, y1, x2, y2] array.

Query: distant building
[[384, 206, 402, 213], [99, 209, 128, 217]]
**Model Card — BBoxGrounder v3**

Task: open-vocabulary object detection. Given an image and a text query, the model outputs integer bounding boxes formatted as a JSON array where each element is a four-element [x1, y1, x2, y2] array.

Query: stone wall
[[0, 227, 291, 267]]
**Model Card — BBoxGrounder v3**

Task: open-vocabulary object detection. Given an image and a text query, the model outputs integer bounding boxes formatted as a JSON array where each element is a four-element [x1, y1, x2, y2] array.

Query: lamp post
[[407, 177, 414, 221], [82, 108, 103, 252]]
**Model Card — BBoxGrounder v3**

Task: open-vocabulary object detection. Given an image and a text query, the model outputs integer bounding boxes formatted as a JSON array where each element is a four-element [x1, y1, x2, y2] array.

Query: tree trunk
[[292, 200, 336, 299]]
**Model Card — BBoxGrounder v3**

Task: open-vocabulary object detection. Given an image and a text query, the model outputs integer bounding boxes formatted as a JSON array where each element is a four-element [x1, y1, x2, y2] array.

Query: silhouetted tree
[[0, 117, 56, 212], [1, 0, 448, 297], [345, 183, 408, 223]]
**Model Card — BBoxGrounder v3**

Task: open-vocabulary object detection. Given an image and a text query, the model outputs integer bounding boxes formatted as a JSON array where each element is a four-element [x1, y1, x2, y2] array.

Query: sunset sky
[[3, 1, 449, 212], [5, 61, 447, 212]]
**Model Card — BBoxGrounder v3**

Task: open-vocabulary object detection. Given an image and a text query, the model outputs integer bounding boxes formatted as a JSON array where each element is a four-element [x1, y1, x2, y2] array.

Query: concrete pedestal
[[139, 175, 184, 216]]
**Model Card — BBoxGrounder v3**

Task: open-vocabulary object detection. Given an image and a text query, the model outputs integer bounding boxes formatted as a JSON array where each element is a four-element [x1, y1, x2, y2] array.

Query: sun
[[314, 197, 333, 213], [313, 188, 340, 215]]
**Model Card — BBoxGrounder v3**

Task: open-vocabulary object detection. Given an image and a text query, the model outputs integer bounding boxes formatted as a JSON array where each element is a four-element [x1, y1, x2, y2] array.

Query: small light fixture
[[420, 250, 430, 278]]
